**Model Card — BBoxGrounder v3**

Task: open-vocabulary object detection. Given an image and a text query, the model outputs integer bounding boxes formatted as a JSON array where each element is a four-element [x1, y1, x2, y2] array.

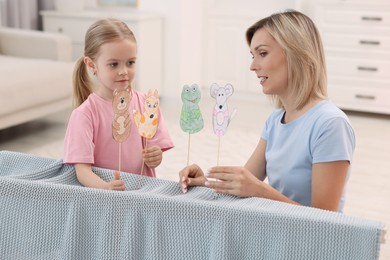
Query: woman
[[179, 10, 355, 212]]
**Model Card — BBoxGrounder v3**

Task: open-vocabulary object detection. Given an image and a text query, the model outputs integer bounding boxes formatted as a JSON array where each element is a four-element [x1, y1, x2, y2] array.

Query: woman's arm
[[311, 160, 349, 211], [75, 163, 126, 191], [244, 138, 267, 181]]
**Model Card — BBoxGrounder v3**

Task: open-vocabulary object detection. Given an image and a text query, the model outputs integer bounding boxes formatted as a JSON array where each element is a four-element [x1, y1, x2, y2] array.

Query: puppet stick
[[187, 133, 191, 166], [213, 136, 221, 200], [137, 138, 147, 190], [118, 143, 122, 173], [217, 136, 221, 166], [140, 138, 148, 177]]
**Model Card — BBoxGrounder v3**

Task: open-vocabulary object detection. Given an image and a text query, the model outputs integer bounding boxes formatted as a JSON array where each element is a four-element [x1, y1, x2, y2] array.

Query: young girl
[[179, 10, 355, 212], [64, 18, 174, 190]]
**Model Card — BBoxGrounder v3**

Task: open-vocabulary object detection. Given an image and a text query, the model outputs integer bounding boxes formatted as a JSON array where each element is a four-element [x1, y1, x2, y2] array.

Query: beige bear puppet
[[112, 88, 132, 143]]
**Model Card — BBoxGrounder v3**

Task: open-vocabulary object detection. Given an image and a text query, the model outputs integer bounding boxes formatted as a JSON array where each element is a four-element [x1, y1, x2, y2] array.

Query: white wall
[[76, 0, 300, 100], [139, 0, 204, 100], [139, 0, 299, 101]]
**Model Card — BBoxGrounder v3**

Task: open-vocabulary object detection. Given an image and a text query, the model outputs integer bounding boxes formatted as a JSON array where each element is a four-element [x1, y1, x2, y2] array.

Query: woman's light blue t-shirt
[[261, 100, 355, 212]]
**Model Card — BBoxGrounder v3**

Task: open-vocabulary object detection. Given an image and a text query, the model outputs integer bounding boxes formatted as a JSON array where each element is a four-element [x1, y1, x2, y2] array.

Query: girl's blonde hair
[[72, 18, 137, 107], [246, 10, 327, 110]]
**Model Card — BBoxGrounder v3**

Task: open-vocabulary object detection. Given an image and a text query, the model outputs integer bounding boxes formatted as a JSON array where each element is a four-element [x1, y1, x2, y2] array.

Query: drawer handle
[[359, 40, 380, 46], [357, 66, 378, 72], [355, 94, 376, 100], [361, 16, 383, 22]]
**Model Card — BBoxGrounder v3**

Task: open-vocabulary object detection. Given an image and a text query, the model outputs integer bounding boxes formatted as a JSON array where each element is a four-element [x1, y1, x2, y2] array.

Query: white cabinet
[[312, 0, 390, 114], [40, 10, 163, 93]]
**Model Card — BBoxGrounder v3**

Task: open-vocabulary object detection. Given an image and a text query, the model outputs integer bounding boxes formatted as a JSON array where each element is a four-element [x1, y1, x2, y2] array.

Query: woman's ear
[[84, 57, 96, 74]]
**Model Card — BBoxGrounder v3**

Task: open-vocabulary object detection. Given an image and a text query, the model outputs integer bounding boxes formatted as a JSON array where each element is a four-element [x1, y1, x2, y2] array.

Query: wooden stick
[[118, 143, 121, 172], [214, 136, 221, 200], [186, 133, 191, 166], [140, 138, 147, 177], [217, 136, 221, 166]]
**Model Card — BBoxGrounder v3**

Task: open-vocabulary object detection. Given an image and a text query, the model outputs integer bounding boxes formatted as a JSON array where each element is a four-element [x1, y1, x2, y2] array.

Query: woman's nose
[[250, 59, 257, 71]]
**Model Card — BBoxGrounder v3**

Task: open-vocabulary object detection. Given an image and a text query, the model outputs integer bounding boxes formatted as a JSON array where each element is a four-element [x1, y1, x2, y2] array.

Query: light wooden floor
[[1, 98, 389, 259]]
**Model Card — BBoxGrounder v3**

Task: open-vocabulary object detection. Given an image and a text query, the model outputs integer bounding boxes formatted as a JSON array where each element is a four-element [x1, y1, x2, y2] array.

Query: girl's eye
[[109, 62, 118, 68], [127, 61, 135, 66]]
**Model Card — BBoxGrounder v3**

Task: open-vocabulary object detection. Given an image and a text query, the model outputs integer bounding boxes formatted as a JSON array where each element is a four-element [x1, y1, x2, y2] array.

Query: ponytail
[[72, 57, 92, 108]]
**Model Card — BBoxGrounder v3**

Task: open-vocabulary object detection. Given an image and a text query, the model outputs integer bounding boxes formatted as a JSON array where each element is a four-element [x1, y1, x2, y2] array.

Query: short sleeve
[[63, 110, 95, 164], [312, 117, 356, 164]]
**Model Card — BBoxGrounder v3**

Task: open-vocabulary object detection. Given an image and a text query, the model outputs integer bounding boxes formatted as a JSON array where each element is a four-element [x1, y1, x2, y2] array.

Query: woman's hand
[[179, 164, 208, 193], [205, 166, 262, 197], [143, 145, 162, 168]]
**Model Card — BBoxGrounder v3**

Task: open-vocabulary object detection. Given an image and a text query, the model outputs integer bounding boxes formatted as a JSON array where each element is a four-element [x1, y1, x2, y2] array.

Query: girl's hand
[[107, 170, 126, 191], [143, 146, 162, 168], [179, 164, 208, 193], [205, 166, 262, 197]]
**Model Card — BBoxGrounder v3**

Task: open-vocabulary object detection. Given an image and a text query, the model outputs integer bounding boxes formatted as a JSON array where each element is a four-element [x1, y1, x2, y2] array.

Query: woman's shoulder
[[310, 100, 354, 134], [314, 99, 350, 121]]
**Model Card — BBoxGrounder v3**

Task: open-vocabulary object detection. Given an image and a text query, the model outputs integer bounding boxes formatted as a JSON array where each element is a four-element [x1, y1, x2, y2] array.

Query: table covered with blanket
[[0, 151, 385, 259]]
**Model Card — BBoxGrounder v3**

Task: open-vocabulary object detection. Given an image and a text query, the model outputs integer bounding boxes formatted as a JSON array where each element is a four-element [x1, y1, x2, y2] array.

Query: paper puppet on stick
[[133, 89, 160, 176], [112, 88, 132, 174], [180, 84, 204, 165], [210, 83, 237, 165]]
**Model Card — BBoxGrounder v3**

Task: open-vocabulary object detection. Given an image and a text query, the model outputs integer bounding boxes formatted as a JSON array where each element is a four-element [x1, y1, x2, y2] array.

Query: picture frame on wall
[[98, 0, 138, 7]]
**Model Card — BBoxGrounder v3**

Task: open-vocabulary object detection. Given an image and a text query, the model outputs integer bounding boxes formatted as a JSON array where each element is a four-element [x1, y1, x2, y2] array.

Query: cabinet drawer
[[328, 84, 390, 114], [327, 57, 390, 79], [43, 17, 93, 43], [322, 9, 390, 27], [323, 33, 390, 52]]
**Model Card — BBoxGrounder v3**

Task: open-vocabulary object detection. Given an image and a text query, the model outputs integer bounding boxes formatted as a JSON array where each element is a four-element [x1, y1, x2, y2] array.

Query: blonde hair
[[246, 10, 327, 110], [72, 19, 137, 107]]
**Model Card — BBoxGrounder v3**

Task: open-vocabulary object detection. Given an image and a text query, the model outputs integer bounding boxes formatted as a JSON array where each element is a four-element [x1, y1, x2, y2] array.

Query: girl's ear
[[84, 56, 96, 73]]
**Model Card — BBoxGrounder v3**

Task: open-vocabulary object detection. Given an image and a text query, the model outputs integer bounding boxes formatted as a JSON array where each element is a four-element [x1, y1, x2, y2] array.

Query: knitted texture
[[0, 151, 384, 260]]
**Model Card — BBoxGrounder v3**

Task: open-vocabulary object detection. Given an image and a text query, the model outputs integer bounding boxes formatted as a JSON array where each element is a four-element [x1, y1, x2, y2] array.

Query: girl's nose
[[118, 69, 128, 76]]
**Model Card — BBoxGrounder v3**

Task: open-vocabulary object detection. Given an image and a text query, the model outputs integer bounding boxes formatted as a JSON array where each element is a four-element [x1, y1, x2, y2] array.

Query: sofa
[[0, 27, 74, 130]]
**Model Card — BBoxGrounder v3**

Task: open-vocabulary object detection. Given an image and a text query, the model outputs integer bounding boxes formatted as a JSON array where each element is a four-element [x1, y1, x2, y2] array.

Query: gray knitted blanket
[[0, 151, 384, 260]]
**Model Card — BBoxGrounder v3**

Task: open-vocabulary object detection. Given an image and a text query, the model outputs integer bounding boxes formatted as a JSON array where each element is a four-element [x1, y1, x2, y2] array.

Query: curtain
[[0, 0, 55, 30]]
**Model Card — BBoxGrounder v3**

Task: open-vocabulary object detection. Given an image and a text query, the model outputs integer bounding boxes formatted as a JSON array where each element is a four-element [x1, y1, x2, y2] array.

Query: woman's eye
[[259, 52, 268, 57]]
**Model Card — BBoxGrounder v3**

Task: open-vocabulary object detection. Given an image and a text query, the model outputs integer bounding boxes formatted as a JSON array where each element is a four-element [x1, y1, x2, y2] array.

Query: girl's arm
[[75, 163, 126, 191]]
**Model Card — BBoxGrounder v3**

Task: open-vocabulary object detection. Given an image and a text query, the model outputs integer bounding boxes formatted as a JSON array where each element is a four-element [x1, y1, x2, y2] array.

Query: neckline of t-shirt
[[279, 99, 328, 125]]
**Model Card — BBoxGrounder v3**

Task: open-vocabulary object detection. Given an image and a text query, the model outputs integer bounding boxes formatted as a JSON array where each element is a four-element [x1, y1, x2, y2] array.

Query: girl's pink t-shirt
[[63, 91, 174, 177]]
